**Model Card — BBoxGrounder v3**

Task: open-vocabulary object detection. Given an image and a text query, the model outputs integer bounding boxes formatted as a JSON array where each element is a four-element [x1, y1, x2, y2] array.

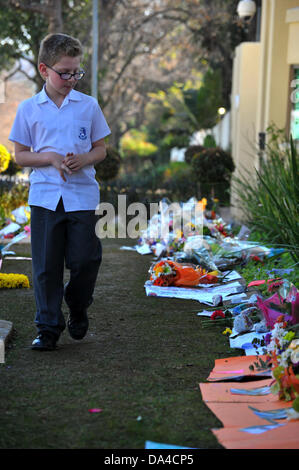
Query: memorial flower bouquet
[[257, 281, 299, 328], [149, 260, 218, 287], [266, 315, 299, 403], [150, 260, 177, 287]]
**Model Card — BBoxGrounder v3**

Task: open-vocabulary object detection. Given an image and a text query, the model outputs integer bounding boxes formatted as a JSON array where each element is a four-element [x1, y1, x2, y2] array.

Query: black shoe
[[31, 332, 57, 351], [67, 310, 89, 340]]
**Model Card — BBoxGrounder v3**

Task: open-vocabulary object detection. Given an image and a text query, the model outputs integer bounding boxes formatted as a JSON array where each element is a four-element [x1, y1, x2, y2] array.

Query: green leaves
[[145, 68, 223, 152], [233, 127, 299, 262]]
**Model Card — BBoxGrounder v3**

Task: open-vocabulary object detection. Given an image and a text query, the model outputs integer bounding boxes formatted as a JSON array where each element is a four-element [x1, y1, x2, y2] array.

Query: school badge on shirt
[[79, 127, 88, 140]]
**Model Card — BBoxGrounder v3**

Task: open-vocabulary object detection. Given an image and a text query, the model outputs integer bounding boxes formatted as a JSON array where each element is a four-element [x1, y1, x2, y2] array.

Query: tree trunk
[[98, 0, 117, 67], [47, 0, 63, 33]]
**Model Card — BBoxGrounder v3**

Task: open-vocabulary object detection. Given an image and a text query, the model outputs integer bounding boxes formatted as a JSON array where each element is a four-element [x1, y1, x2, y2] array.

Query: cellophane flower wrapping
[[149, 260, 218, 287], [257, 282, 299, 328]]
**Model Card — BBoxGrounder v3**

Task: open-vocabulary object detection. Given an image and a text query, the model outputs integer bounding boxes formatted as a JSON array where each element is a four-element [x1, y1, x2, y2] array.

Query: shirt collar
[[66, 88, 82, 102], [36, 85, 49, 104], [36, 85, 82, 105]]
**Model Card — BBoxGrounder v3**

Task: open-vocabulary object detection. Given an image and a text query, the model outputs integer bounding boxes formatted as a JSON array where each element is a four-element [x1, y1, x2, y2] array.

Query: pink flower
[[267, 280, 283, 293], [88, 408, 102, 413]]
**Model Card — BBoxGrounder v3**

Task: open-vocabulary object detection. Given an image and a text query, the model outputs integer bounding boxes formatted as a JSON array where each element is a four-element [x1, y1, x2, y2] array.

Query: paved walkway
[[0, 205, 233, 362]]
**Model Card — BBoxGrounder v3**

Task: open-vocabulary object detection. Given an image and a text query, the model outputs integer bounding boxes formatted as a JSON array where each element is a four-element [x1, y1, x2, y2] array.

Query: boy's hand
[[63, 152, 85, 172], [59, 162, 72, 182], [49, 152, 73, 181]]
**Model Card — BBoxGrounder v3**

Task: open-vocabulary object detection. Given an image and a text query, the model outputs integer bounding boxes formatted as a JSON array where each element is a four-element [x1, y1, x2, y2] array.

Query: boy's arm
[[63, 138, 107, 172], [14, 142, 72, 181]]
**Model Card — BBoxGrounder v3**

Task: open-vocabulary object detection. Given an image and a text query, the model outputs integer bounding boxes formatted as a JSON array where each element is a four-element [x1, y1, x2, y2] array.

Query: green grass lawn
[[0, 238, 244, 449]]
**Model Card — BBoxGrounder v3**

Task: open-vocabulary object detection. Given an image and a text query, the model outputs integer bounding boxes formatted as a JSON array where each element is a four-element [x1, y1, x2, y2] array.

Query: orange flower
[[276, 315, 285, 323], [281, 368, 291, 390]]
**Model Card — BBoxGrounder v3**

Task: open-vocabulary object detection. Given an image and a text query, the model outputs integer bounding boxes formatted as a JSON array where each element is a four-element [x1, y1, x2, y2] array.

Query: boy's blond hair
[[38, 33, 83, 67]]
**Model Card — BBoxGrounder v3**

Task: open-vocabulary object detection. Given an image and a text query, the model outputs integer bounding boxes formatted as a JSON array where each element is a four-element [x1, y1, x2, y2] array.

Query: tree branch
[[3, 63, 21, 82], [7, 0, 50, 16], [7, 0, 63, 32]]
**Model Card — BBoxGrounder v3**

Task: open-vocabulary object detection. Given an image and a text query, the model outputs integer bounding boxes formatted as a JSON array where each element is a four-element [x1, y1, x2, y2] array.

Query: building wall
[[0, 77, 36, 154], [287, 7, 299, 64], [230, 42, 261, 219], [257, 0, 299, 135], [286, 7, 299, 140], [230, 0, 299, 220], [211, 111, 231, 151]]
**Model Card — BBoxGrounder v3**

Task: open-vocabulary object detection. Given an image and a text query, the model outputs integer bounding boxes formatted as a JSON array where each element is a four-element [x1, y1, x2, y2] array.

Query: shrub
[[190, 147, 235, 201], [95, 146, 121, 182], [232, 128, 299, 262], [161, 133, 190, 152], [119, 129, 158, 159], [2, 157, 22, 177], [203, 134, 217, 148], [162, 162, 196, 201], [0, 183, 29, 219], [184, 145, 205, 164]]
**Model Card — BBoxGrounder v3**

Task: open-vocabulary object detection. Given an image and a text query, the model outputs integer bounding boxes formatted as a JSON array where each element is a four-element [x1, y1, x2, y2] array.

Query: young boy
[[9, 33, 111, 351]]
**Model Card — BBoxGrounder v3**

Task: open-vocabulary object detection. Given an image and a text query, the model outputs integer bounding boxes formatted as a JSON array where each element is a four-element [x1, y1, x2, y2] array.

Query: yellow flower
[[197, 198, 207, 211], [175, 229, 183, 238], [155, 266, 164, 275], [222, 328, 232, 335], [208, 270, 219, 277], [0, 273, 30, 289], [0, 144, 11, 173]]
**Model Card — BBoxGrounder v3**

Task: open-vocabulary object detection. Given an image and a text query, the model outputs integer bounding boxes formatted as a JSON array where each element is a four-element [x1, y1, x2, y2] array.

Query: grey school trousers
[[30, 197, 102, 339]]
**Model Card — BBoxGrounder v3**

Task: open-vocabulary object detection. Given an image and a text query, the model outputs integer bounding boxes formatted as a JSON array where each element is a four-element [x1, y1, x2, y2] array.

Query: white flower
[[279, 349, 292, 368], [291, 349, 299, 364]]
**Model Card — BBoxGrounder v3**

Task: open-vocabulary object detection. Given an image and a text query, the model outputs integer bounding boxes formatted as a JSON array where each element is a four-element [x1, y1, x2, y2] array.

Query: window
[[290, 66, 299, 141]]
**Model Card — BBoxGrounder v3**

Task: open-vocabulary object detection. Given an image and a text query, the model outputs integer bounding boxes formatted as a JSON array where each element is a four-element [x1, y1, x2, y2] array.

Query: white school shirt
[[9, 86, 111, 212]]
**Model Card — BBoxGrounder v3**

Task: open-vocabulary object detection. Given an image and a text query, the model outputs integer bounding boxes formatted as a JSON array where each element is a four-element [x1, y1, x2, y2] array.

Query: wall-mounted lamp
[[237, 0, 257, 22], [218, 107, 226, 117]]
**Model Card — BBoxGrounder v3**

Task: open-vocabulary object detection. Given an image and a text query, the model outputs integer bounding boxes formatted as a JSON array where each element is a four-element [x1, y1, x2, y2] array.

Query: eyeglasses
[[45, 64, 85, 80]]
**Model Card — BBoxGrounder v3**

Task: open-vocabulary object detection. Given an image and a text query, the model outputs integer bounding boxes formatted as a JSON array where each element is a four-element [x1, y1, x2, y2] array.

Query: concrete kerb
[[0, 235, 30, 361], [0, 320, 13, 363]]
